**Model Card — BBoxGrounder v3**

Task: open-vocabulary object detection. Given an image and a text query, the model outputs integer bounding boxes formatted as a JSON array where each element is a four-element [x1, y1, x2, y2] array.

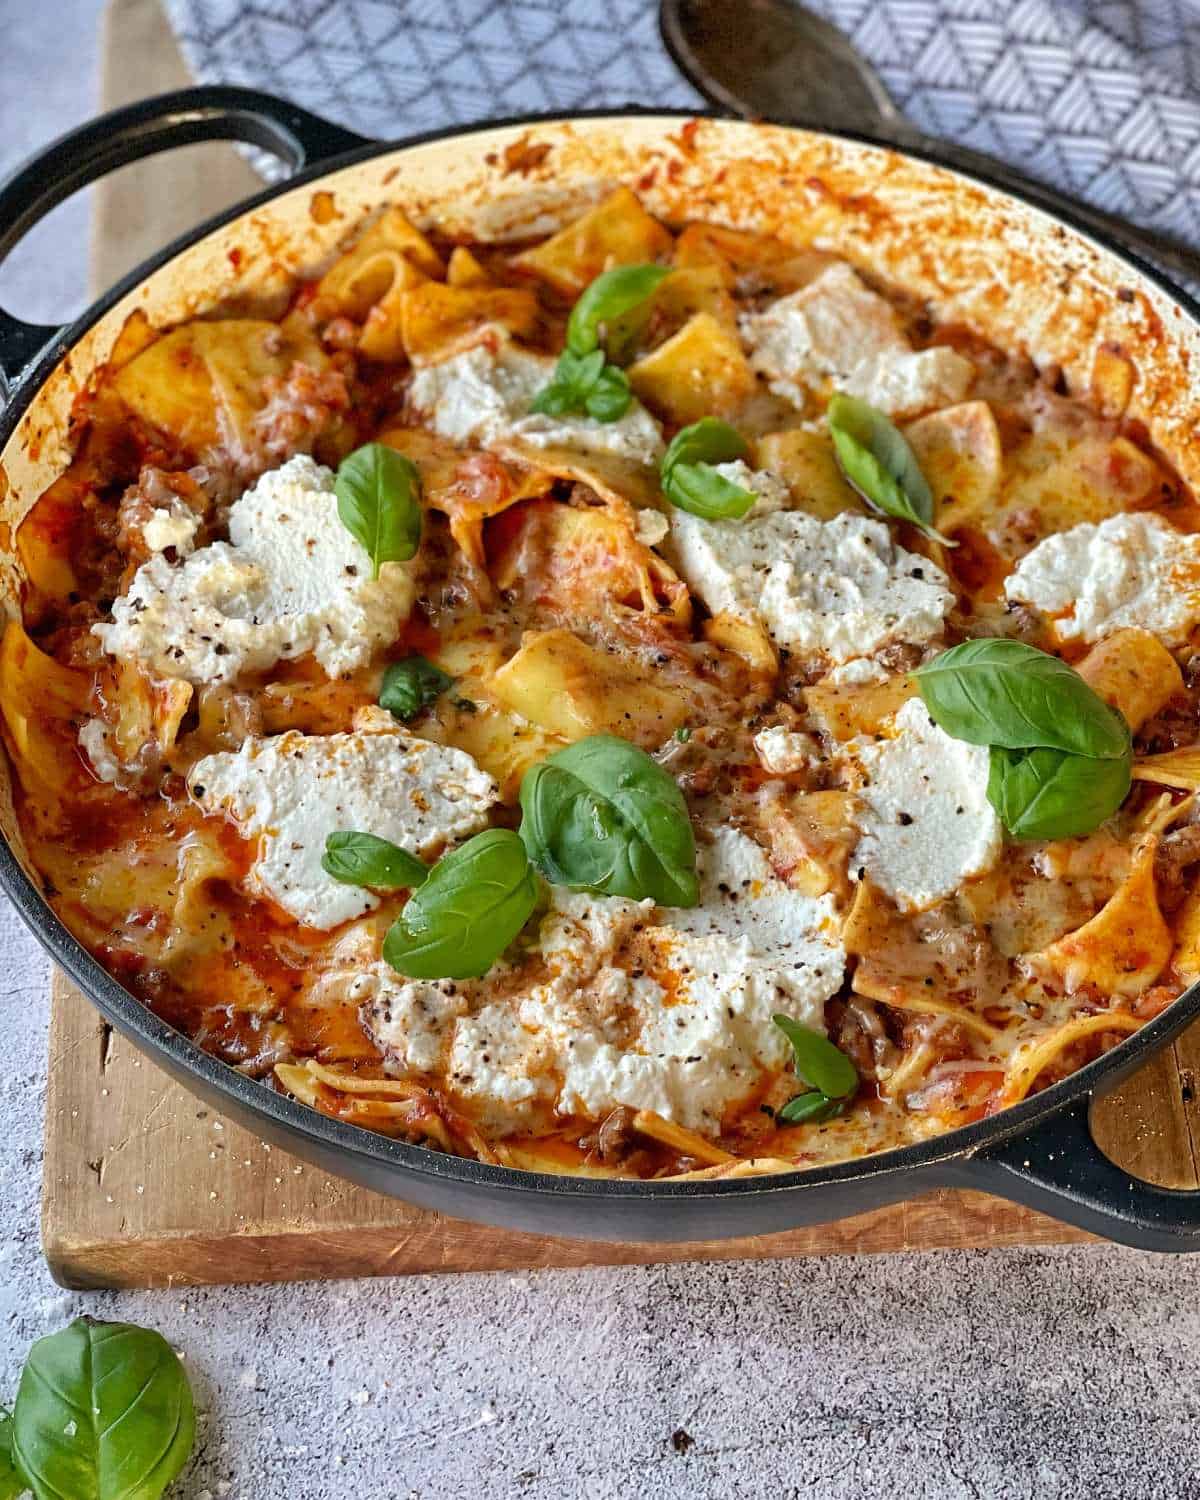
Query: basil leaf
[[662, 463, 755, 520], [772, 1014, 858, 1099], [584, 364, 633, 421], [335, 443, 422, 579], [529, 349, 604, 416], [827, 393, 952, 545], [660, 419, 755, 520], [519, 734, 699, 907], [0, 1412, 22, 1500], [662, 417, 749, 476], [531, 348, 634, 423], [778, 1091, 845, 1124], [987, 745, 1132, 841], [382, 828, 539, 980], [322, 832, 428, 889], [916, 639, 1131, 759], [380, 656, 452, 721], [566, 264, 671, 357], [12, 1317, 194, 1500]]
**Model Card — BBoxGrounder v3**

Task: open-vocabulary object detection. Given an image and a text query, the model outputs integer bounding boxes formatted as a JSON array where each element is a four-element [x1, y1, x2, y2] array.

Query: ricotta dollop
[[188, 720, 497, 929], [739, 263, 973, 417], [1004, 512, 1200, 646], [93, 455, 415, 686], [753, 725, 819, 773], [408, 337, 665, 467], [668, 507, 954, 663], [365, 826, 846, 1136], [843, 698, 1002, 912]]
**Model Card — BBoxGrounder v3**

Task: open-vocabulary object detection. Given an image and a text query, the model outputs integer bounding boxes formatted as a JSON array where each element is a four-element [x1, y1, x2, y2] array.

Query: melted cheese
[[188, 720, 497, 929], [94, 456, 415, 685]]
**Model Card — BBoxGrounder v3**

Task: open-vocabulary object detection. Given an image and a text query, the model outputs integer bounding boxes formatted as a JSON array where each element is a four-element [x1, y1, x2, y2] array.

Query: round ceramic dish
[[3, 86, 1200, 1250]]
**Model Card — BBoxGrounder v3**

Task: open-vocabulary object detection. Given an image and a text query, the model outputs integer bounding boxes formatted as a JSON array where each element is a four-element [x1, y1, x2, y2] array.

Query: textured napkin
[[165, 0, 1200, 239]]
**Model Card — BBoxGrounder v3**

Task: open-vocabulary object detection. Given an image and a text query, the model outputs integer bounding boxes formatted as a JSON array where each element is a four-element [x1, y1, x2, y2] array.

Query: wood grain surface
[[38, 0, 1200, 1290]]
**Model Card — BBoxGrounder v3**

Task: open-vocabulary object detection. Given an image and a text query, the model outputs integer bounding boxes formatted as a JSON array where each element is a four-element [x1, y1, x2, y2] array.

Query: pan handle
[[961, 1095, 1200, 1252], [0, 85, 370, 396]]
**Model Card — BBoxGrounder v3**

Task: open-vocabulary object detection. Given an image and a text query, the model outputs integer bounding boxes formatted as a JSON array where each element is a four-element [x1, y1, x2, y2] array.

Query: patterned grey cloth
[[166, 0, 1200, 240]]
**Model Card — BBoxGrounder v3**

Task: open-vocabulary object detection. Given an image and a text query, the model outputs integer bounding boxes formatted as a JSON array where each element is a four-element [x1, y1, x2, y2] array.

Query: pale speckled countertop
[[4, 4, 1200, 1496]]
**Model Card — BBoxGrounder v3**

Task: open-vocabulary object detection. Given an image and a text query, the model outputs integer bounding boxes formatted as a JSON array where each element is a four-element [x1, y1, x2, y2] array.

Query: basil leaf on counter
[[915, 639, 1131, 760], [519, 734, 699, 908], [335, 443, 422, 578], [777, 1091, 845, 1125], [986, 745, 1133, 842], [827, 393, 952, 545], [11, 1317, 194, 1500], [772, 1014, 858, 1100], [322, 832, 428, 890], [382, 828, 540, 980], [380, 656, 453, 721], [0, 1412, 21, 1500], [565, 263, 672, 356], [660, 418, 755, 520]]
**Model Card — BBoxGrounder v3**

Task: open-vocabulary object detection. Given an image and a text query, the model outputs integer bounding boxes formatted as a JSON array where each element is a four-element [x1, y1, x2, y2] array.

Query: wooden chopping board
[[38, 0, 1200, 1289]]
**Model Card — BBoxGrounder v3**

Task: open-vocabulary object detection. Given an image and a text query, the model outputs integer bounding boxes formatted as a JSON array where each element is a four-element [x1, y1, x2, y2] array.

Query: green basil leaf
[[519, 734, 698, 907], [0, 1411, 23, 1500], [916, 639, 1131, 759], [12, 1317, 194, 1500], [777, 1091, 844, 1124], [660, 419, 755, 520], [987, 745, 1132, 841], [529, 349, 604, 416], [334, 443, 422, 579], [379, 656, 453, 721], [772, 1014, 858, 1099], [583, 363, 633, 421], [662, 462, 755, 520], [322, 832, 428, 889], [566, 264, 671, 357], [827, 393, 952, 545], [662, 417, 749, 476], [382, 828, 539, 980]]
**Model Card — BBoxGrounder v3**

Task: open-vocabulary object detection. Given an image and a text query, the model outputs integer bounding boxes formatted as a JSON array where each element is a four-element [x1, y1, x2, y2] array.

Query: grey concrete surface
[[3, 4, 1200, 1497]]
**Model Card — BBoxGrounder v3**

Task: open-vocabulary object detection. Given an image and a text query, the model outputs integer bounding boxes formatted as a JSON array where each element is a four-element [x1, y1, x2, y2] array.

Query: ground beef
[[1155, 824, 1200, 913], [115, 465, 211, 564], [251, 357, 354, 465]]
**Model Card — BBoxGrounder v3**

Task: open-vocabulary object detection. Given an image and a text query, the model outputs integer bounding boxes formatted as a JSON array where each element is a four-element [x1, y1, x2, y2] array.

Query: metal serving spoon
[[660, 0, 1200, 286]]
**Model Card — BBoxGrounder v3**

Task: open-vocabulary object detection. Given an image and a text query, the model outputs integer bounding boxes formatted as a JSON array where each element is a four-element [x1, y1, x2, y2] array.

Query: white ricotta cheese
[[844, 698, 1002, 912], [667, 507, 954, 663], [753, 725, 819, 774], [78, 718, 122, 784], [739, 262, 973, 417], [188, 723, 497, 929], [142, 502, 200, 557], [93, 455, 415, 686], [826, 657, 890, 685], [842, 345, 974, 417], [710, 460, 790, 514], [368, 828, 846, 1137], [633, 508, 670, 547], [409, 337, 665, 467], [1004, 512, 1200, 646]]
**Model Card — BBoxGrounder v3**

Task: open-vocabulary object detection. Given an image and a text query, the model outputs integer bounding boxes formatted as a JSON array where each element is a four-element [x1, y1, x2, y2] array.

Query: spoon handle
[[885, 125, 1200, 288]]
